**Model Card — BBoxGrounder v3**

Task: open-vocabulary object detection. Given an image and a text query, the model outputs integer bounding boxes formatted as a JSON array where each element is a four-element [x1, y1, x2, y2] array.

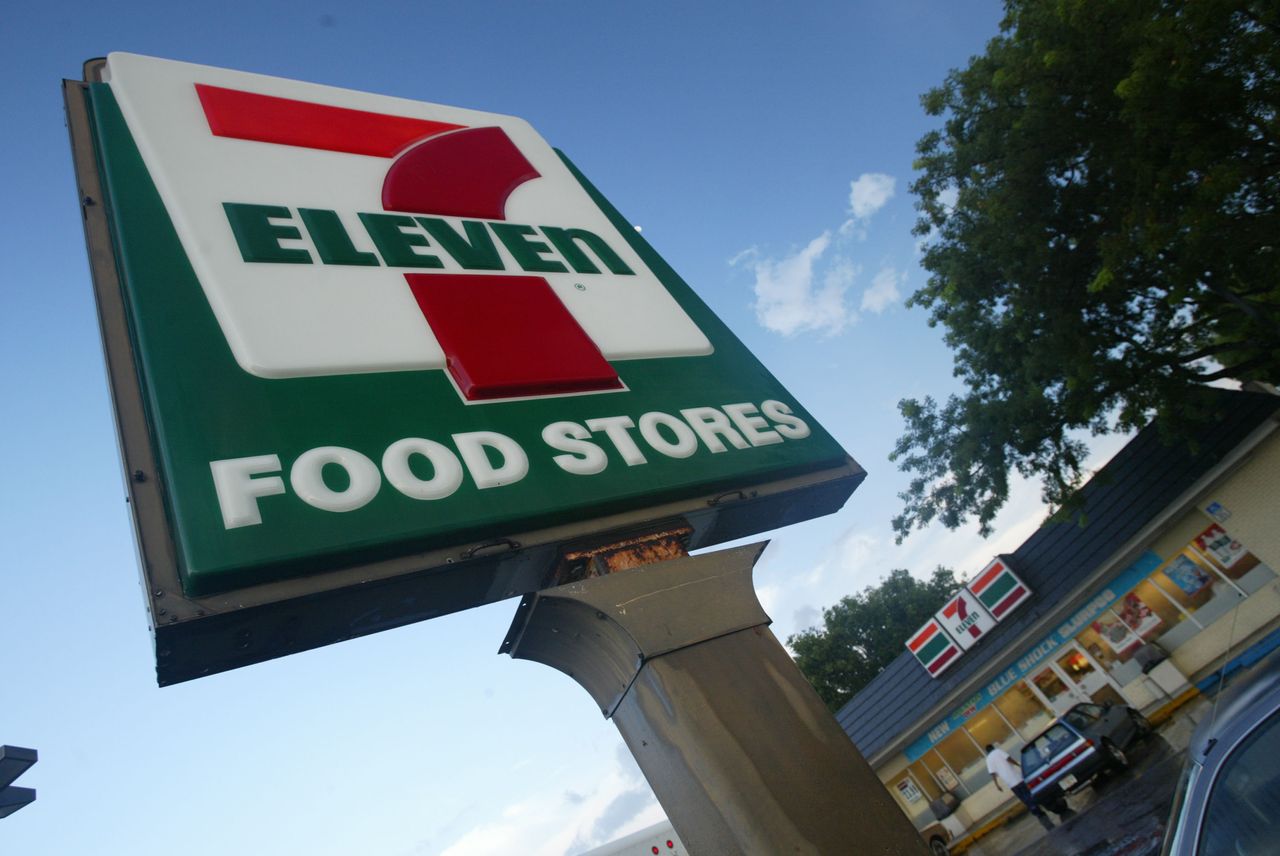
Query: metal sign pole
[[502, 543, 930, 855]]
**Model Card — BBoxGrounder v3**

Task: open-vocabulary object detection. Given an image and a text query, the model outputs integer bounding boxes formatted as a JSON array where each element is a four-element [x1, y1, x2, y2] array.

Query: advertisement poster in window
[[1092, 612, 1142, 659], [1165, 555, 1214, 596], [935, 766, 960, 792], [1194, 524, 1249, 570], [895, 778, 924, 804], [1117, 592, 1163, 638]]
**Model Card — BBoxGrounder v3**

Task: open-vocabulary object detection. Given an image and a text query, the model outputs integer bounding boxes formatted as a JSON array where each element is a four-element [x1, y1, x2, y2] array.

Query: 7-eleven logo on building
[[906, 620, 962, 677], [968, 557, 1032, 621], [105, 53, 711, 401], [935, 590, 996, 651]]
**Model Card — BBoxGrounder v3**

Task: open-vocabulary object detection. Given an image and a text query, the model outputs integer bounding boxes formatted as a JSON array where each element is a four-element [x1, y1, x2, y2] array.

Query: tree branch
[[1200, 354, 1273, 383], [1239, 8, 1280, 39]]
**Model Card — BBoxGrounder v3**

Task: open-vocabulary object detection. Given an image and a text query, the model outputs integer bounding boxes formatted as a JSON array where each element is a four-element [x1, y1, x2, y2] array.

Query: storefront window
[[1077, 613, 1144, 685], [1075, 523, 1279, 680], [904, 759, 943, 803], [889, 771, 931, 823], [894, 760, 947, 829], [920, 748, 964, 797], [1056, 648, 1095, 683], [1120, 580, 1195, 648], [994, 682, 1053, 740], [1192, 524, 1276, 595], [1031, 665, 1074, 710], [964, 706, 1018, 756], [935, 728, 986, 796], [1042, 647, 1125, 707], [1152, 551, 1242, 630]]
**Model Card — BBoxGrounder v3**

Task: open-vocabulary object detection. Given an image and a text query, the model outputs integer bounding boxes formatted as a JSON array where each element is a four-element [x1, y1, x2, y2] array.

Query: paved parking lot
[[960, 698, 1210, 856]]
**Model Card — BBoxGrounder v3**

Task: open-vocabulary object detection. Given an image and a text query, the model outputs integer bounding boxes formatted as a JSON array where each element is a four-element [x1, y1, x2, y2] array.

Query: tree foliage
[[894, 0, 1280, 541], [789, 567, 959, 711]]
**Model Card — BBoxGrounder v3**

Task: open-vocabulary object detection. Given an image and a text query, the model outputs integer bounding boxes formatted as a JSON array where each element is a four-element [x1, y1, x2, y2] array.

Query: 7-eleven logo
[[106, 54, 711, 400], [196, 84, 619, 401], [907, 620, 961, 677], [936, 590, 996, 651], [968, 557, 1031, 621]]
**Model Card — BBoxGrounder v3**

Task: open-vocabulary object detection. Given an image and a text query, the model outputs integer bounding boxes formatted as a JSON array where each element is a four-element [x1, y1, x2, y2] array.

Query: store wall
[[1170, 577, 1280, 679], [1149, 509, 1222, 565], [1201, 431, 1280, 569], [1164, 431, 1280, 678]]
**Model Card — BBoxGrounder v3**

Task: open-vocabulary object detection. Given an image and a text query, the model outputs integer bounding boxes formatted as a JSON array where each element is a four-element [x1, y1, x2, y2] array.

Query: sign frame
[[66, 59, 864, 685]]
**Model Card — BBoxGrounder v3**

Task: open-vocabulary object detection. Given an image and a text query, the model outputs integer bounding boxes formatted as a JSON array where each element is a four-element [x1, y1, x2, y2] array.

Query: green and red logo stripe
[[907, 620, 961, 676], [969, 558, 1030, 620]]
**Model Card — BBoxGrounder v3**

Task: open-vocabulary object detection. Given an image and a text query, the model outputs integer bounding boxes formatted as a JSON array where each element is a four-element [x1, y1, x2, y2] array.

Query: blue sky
[[0, 2, 1134, 853]]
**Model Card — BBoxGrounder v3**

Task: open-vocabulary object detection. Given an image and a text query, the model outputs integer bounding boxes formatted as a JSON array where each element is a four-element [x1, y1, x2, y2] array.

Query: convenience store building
[[837, 389, 1280, 837]]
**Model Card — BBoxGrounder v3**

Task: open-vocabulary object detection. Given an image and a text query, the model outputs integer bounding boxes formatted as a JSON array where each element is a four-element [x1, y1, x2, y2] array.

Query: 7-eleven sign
[[968, 557, 1031, 621], [936, 590, 996, 651], [70, 53, 864, 683], [906, 620, 961, 677]]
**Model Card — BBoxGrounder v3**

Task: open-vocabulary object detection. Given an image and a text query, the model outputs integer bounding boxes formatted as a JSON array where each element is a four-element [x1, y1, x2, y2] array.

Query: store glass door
[[1029, 665, 1082, 715], [1054, 644, 1126, 707]]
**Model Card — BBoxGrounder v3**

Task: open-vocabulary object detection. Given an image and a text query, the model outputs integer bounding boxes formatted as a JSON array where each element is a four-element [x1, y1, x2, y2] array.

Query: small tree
[[789, 567, 959, 711]]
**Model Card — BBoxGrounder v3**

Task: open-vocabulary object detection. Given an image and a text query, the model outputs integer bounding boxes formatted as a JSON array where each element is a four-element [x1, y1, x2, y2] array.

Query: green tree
[[789, 567, 959, 711], [895, 0, 1280, 541]]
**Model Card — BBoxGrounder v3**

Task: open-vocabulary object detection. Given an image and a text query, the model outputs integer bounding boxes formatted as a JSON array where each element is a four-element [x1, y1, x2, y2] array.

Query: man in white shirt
[[986, 743, 1056, 831]]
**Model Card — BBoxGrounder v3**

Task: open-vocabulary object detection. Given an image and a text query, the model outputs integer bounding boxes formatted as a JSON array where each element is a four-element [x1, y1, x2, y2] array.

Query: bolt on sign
[[64, 54, 864, 685]]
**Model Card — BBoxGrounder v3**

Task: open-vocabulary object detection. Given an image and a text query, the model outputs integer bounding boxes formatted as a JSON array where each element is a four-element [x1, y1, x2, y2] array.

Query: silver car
[[1020, 701, 1149, 798], [1161, 653, 1280, 855]]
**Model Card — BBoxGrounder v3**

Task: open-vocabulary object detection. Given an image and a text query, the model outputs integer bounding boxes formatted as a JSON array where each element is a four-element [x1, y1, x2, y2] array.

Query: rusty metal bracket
[[547, 521, 693, 587]]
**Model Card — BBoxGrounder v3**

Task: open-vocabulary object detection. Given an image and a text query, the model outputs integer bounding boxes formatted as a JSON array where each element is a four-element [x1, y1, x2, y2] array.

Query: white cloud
[[748, 528, 888, 642], [791, 604, 821, 633], [748, 425, 1143, 654], [799, 528, 878, 588], [741, 231, 854, 337], [940, 478, 1048, 581], [831, 528, 878, 577], [860, 267, 904, 314], [736, 172, 901, 336], [849, 173, 896, 221], [436, 750, 659, 856], [888, 432, 1135, 585]]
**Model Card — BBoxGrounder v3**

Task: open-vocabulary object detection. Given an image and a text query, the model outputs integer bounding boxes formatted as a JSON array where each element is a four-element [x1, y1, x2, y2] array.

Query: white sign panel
[[104, 53, 710, 381], [935, 589, 996, 651]]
